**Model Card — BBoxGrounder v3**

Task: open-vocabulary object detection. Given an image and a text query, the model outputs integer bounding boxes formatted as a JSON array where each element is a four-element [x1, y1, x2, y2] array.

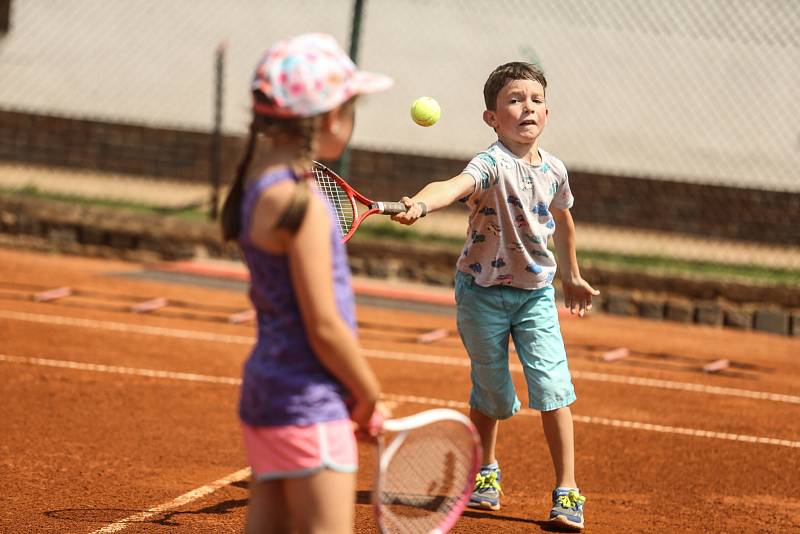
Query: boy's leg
[[284, 469, 356, 534], [454, 271, 520, 422], [543, 407, 584, 529], [469, 407, 503, 511], [454, 272, 518, 512], [540, 406, 577, 489], [469, 406, 499, 465], [509, 284, 577, 486], [510, 285, 584, 529]]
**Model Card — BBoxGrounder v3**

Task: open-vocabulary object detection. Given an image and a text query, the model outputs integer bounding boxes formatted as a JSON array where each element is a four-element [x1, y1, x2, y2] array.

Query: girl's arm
[[551, 207, 599, 317], [288, 192, 381, 426], [392, 173, 476, 225]]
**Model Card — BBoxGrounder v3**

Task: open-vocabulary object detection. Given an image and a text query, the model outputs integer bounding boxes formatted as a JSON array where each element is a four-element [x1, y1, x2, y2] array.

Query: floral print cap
[[252, 33, 393, 118]]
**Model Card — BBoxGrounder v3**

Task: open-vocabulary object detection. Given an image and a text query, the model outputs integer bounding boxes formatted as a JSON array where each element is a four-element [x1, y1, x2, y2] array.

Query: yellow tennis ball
[[410, 96, 441, 127]]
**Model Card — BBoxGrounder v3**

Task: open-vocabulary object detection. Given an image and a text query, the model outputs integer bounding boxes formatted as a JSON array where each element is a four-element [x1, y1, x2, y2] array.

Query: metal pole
[[348, 0, 364, 62], [0, 0, 11, 34], [209, 41, 225, 220], [336, 0, 366, 178]]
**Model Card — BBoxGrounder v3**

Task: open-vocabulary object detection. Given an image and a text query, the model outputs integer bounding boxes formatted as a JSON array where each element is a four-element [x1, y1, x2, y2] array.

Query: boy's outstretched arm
[[551, 207, 600, 316], [391, 173, 475, 225]]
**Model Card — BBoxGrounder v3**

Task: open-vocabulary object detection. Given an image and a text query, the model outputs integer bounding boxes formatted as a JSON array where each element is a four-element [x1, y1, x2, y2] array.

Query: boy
[[392, 62, 598, 531]]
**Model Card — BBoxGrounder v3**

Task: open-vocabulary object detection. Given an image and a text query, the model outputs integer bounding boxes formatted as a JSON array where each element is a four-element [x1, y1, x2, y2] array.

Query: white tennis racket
[[373, 409, 481, 534]]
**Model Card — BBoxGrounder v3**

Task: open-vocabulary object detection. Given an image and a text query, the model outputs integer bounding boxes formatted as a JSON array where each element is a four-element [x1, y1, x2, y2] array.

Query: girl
[[220, 33, 392, 533]]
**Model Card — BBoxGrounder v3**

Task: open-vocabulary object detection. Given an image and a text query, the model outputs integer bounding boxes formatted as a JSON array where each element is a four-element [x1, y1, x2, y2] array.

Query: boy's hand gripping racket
[[372, 408, 481, 534], [311, 161, 426, 243]]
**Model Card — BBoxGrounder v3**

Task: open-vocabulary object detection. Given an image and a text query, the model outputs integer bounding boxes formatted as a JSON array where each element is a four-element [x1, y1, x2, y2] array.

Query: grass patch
[[579, 251, 800, 286], [356, 221, 800, 286], [1, 185, 209, 221]]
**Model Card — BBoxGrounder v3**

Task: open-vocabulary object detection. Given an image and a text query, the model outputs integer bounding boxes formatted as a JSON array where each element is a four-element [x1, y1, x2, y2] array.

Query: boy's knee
[[529, 388, 576, 412], [470, 394, 520, 420]]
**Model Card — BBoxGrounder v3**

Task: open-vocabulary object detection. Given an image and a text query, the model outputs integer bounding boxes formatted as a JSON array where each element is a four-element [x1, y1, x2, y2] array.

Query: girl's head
[[250, 33, 391, 159], [252, 33, 391, 120], [221, 33, 392, 240]]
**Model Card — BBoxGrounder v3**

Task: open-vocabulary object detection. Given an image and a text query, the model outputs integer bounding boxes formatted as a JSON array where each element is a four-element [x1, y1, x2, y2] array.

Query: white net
[[312, 163, 357, 238]]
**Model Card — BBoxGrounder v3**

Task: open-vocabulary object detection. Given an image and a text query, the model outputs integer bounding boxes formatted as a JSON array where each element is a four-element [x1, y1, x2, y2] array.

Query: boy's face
[[483, 79, 548, 147]]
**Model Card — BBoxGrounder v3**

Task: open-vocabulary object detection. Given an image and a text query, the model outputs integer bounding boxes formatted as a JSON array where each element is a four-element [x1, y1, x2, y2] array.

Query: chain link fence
[[1, 0, 798, 274]]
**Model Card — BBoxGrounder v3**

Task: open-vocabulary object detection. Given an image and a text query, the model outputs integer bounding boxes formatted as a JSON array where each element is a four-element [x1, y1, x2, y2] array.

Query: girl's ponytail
[[221, 124, 258, 241]]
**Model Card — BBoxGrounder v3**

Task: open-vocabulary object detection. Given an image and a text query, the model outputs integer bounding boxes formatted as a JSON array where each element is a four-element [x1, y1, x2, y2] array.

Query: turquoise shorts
[[455, 271, 576, 418]]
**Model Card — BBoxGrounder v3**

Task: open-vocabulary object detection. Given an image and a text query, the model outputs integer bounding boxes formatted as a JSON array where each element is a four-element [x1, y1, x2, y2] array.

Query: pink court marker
[[417, 328, 449, 344], [601, 347, 630, 362], [702, 359, 730, 373], [229, 309, 255, 324], [131, 297, 168, 313], [33, 286, 72, 302]]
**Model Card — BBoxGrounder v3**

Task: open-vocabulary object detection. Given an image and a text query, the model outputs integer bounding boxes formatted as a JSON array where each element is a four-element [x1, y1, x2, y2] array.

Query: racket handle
[[375, 201, 428, 217]]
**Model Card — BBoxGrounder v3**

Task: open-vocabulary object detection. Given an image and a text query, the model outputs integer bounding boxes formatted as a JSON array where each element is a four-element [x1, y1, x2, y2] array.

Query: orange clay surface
[[1, 247, 799, 533]]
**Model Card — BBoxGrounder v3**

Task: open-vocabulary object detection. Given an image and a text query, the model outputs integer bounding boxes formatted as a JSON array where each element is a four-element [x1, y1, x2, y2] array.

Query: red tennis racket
[[311, 161, 426, 243]]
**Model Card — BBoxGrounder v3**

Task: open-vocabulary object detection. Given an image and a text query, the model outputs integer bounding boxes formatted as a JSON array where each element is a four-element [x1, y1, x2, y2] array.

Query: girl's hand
[[562, 277, 600, 317], [391, 197, 425, 225], [348, 395, 376, 428], [353, 401, 392, 442]]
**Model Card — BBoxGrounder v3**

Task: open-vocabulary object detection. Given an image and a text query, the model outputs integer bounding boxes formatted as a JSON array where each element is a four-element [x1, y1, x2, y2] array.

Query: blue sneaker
[[549, 488, 585, 531], [468, 466, 502, 511]]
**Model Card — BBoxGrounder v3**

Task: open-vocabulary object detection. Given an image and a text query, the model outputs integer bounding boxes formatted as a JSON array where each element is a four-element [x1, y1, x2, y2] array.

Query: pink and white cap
[[252, 33, 393, 118]]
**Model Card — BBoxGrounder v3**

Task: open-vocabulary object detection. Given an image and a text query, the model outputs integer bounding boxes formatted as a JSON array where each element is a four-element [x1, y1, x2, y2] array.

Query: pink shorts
[[241, 419, 358, 481]]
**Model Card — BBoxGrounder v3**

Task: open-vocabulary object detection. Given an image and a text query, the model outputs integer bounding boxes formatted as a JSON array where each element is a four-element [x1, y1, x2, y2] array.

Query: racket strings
[[311, 166, 356, 237], [379, 422, 475, 533]]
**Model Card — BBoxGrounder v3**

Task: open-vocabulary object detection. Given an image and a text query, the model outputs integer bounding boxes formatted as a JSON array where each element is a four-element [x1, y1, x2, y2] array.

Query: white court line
[[2, 309, 799, 405], [2, 353, 799, 449], [0, 309, 252, 344], [0, 354, 241, 385], [365, 348, 800, 405], [88, 467, 251, 533]]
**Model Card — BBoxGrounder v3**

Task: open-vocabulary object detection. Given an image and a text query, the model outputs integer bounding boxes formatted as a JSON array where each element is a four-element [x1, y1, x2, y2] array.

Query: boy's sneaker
[[468, 466, 502, 511], [548, 488, 585, 531]]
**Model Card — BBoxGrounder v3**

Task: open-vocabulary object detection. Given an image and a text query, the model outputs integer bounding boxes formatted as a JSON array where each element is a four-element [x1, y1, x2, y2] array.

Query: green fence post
[[336, 0, 365, 179]]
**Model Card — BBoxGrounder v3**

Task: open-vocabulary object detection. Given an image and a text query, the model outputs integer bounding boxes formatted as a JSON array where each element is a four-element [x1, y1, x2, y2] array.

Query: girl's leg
[[540, 406, 577, 488], [470, 407, 499, 465], [245, 477, 291, 534], [284, 469, 356, 534]]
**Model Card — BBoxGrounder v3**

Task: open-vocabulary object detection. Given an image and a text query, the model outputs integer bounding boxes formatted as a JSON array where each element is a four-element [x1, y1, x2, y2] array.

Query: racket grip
[[378, 201, 428, 217]]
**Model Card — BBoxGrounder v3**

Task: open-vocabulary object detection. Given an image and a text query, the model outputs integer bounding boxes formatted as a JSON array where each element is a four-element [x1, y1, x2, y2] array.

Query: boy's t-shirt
[[457, 141, 574, 290]]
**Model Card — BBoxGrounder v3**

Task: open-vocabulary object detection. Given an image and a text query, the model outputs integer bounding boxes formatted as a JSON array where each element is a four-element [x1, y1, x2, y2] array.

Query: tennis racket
[[373, 408, 481, 534], [311, 161, 426, 243]]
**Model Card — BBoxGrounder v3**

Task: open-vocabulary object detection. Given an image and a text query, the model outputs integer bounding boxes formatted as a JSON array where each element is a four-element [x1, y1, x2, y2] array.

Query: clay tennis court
[[2, 246, 799, 533]]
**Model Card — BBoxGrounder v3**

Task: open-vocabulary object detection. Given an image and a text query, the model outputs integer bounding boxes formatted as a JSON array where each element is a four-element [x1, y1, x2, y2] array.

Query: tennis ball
[[410, 96, 441, 127]]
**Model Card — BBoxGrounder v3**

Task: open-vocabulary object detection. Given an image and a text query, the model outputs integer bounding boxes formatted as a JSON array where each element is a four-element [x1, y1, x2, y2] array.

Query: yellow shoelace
[[474, 471, 502, 493], [557, 490, 586, 509]]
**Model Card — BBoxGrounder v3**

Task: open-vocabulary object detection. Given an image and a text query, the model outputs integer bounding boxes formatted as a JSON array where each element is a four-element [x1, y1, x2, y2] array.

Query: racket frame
[[311, 162, 415, 242], [373, 408, 481, 534]]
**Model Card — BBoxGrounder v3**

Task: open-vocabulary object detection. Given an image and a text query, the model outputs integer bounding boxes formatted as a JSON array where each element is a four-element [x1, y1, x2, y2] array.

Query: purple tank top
[[237, 167, 356, 427]]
